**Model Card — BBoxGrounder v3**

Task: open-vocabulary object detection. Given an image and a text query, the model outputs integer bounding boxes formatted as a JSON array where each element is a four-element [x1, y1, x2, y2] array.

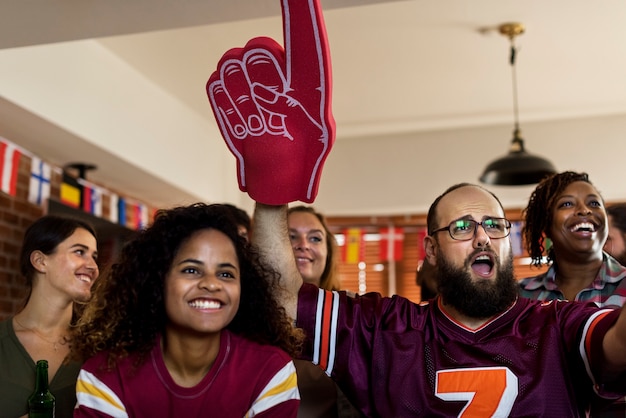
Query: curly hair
[[288, 205, 340, 291], [222, 203, 251, 233], [522, 171, 594, 267], [70, 203, 303, 368]]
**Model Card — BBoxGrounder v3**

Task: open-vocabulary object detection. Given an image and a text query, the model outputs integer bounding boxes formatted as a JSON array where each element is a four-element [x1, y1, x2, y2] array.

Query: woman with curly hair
[[71, 203, 303, 417], [520, 171, 626, 416], [520, 171, 626, 306]]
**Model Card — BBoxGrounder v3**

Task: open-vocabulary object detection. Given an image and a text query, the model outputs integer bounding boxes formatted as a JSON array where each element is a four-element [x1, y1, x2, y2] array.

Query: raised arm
[[208, 0, 333, 315], [252, 203, 302, 319]]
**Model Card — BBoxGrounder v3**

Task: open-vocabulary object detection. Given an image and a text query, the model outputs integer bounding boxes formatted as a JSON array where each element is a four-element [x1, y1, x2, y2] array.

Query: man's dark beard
[[436, 249, 518, 319]]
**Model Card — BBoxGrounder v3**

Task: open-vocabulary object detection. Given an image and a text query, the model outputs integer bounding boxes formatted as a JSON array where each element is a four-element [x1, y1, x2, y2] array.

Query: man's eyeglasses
[[431, 217, 512, 241]]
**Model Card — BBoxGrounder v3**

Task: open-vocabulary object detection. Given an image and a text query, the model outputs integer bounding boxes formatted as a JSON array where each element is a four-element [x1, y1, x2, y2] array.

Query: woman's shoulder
[[0, 317, 12, 334], [81, 346, 148, 376], [227, 330, 292, 364], [0, 317, 20, 349], [0, 318, 9, 338], [80, 349, 116, 378]]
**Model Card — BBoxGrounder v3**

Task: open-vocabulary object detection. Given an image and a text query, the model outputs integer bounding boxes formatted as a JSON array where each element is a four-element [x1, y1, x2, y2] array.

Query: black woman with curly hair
[[520, 171, 626, 306], [71, 203, 303, 417], [520, 171, 626, 415]]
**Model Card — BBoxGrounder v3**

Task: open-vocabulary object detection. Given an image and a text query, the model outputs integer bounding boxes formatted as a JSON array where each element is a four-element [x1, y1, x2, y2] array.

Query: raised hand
[[207, 0, 334, 205]]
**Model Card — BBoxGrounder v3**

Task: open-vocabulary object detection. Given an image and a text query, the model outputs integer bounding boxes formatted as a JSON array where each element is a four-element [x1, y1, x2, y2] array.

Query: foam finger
[[221, 59, 265, 137]]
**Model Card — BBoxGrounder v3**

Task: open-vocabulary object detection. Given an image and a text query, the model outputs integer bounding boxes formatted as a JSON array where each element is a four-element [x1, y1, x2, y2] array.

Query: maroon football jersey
[[297, 283, 623, 417]]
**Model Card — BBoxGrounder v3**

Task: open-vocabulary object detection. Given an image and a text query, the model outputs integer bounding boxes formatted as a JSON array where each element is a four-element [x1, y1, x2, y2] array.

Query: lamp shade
[[480, 130, 557, 186], [479, 23, 558, 187]]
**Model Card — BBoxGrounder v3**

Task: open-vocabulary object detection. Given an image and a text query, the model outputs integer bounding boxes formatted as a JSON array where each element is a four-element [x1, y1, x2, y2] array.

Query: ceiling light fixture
[[64, 162, 97, 179], [479, 22, 557, 186]]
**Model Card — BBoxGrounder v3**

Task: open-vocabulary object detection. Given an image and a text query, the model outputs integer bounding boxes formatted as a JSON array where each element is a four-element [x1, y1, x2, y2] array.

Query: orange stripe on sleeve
[[318, 290, 334, 371], [584, 310, 613, 356]]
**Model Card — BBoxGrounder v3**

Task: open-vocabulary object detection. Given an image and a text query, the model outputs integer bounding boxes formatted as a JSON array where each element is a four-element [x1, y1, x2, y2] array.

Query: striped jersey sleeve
[[245, 360, 299, 417], [75, 368, 128, 417], [579, 308, 625, 399], [311, 288, 341, 375]]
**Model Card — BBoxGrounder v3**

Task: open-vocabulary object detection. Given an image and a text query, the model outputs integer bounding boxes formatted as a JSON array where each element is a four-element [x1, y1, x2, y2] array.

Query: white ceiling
[[1, 0, 626, 212]]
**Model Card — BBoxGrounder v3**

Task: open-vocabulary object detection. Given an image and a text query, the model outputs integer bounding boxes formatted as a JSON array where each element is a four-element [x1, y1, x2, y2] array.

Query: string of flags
[[1, 136, 154, 230], [0, 141, 21, 196], [29, 157, 52, 206], [341, 226, 409, 264], [342, 228, 365, 264], [379, 226, 404, 262], [340, 222, 529, 265]]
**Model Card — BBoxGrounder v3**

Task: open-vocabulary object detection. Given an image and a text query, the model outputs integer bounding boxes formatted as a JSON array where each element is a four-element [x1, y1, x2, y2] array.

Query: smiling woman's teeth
[[77, 274, 91, 283], [571, 222, 595, 232], [189, 300, 221, 309]]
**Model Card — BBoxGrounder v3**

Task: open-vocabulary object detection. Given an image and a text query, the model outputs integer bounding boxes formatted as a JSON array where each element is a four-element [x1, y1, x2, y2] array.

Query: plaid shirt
[[519, 253, 626, 308], [520, 253, 626, 417]]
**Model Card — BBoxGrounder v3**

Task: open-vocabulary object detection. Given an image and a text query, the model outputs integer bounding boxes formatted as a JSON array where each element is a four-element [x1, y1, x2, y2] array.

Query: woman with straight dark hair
[[0, 215, 99, 418]]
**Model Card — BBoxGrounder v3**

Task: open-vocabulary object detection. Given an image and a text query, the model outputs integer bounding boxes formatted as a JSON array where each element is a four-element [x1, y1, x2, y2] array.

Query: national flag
[[342, 228, 364, 264], [510, 221, 524, 257], [60, 173, 82, 208], [0, 141, 21, 196], [82, 185, 102, 217], [379, 226, 404, 262], [138, 204, 149, 229], [28, 157, 51, 206], [117, 197, 127, 226], [109, 193, 119, 224], [416, 227, 427, 260], [129, 203, 149, 230]]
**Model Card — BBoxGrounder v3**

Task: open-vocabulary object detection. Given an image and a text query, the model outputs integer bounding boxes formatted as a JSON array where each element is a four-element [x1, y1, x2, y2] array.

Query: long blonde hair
[[288, 205, 341, 291]]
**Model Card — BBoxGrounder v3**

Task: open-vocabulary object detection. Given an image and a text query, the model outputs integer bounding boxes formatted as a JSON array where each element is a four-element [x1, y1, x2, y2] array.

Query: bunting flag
[[60, 173, 82, 208], [0, 141, 21, 196], [510, 221, 524, 257], [28, 157, 51, 206], [128, 203, 149, 230], [342, 228, 364, 264], [109, 193, 119, 224], [117, 197, 127, 226], [416, 227, 427, 260], [379, 226, 404, 262], [82, 184, 103, 217], [138, 204, 149, 229]]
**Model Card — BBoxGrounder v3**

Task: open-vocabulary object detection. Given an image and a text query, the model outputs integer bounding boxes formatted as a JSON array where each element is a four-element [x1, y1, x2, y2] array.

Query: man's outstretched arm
[[602, 306, 626, 374], [252, 203, 302, 319]]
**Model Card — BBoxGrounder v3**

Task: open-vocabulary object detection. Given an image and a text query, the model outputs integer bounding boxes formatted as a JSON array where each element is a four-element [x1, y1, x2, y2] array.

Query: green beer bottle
[[27, 360, 55, 418]]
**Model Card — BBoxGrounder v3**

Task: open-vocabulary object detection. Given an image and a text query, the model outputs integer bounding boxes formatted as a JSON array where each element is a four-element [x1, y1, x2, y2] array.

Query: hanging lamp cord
[[509, 38, 521, 136]]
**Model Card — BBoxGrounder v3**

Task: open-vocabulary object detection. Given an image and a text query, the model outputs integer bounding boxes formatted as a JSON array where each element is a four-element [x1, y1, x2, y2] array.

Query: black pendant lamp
[[480, 23, 557, 186]]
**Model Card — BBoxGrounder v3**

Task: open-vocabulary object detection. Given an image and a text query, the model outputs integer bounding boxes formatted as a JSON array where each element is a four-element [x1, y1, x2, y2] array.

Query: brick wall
[[0, 151, 155, 321], [0, 154, 46, 318]]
